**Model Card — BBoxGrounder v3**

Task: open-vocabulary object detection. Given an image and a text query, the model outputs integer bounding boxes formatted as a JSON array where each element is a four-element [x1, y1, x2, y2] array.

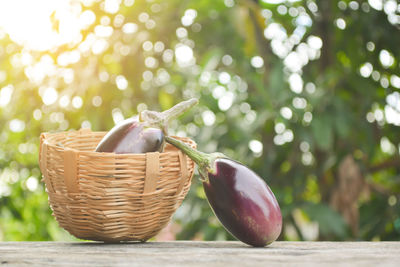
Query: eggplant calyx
[[138, 111, 165, 130], [165, 136, 226, 183], [206, 152, 226, 175], [139, 98, 198, 134]]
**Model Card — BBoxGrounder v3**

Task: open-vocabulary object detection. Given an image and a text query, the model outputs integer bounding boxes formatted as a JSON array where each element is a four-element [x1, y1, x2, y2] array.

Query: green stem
[[165, 136, 214, 182], [165, 136, 210, 167]]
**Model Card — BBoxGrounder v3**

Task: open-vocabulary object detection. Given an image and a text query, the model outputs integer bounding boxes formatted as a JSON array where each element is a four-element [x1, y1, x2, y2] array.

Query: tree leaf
[[302, 203, 349, 239], [311, 115, 333, 151]]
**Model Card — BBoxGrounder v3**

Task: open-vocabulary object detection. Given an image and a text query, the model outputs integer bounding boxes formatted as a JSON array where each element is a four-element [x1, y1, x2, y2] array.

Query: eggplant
[[95, 98, 198, 154], [165, 136, 282, 247], [95, 117, 164, 153]]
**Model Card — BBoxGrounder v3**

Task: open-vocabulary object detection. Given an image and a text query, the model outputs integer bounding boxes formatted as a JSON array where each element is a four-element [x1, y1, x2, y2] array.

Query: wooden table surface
[[1, 241, 399, 266]]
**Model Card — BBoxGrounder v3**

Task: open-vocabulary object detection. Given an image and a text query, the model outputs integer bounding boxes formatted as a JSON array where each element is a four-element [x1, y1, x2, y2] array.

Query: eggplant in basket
[[96, 98, 198, 154]]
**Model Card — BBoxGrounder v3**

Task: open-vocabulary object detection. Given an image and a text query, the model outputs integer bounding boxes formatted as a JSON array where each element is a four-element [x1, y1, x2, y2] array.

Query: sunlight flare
[[0, 0, 85, 51]]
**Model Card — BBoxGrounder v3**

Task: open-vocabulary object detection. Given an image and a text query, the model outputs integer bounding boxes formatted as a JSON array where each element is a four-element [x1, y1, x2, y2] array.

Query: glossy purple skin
[[95, 117, 164, 153], [203, 158, 282, 247]]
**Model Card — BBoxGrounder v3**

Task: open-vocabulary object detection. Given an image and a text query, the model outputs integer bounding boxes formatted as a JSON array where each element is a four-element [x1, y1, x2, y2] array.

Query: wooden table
[[1, 241, 399, 266]]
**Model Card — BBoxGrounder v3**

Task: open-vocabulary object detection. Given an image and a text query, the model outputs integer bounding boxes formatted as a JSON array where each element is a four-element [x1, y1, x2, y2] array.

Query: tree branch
[[247, 7, 272, 78], [316, 1, 334, 71], [368, 157, 400, 173]]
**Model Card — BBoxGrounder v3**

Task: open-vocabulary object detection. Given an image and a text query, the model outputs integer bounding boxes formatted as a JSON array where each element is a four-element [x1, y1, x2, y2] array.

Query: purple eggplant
[[95, 117, 164, 153], [165, 136, 282, 247], [95, 98, 198, 154]]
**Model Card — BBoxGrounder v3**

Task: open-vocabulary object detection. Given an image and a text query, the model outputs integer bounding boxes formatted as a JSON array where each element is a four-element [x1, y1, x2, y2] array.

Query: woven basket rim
[[41, 129, 193, 158]]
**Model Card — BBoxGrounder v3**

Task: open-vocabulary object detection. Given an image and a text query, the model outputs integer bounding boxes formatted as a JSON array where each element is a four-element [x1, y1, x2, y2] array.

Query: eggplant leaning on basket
[[165, 136, 282, 247], [95, 98, 198, 153]]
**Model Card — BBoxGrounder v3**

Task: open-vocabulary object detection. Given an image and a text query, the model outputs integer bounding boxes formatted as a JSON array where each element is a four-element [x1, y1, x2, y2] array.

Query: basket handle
[[176, 151, 188, 196], [64, 148, 80, 193], [143, 152, 160, 193]]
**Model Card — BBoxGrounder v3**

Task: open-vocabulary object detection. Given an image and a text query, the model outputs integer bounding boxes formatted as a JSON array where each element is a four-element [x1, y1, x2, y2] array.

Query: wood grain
[[1, 241, 399, 266]]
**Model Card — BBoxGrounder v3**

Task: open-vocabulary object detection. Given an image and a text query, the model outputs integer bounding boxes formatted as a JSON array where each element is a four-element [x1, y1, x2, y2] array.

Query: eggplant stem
[[165, 136, 211, 182], [140, 98, 198, 133], [161, 98, 198, 124]]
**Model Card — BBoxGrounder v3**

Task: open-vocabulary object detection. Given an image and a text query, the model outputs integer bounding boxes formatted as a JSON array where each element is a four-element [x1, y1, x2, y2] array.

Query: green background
[[0, 0, 399, 241]]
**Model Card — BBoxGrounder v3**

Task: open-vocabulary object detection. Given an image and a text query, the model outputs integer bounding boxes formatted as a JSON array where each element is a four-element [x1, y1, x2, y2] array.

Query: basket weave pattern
[[39, 129, 195, 242]]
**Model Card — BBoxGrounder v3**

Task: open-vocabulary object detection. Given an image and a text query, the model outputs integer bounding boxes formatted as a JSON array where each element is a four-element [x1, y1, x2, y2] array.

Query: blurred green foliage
[[0, 0, 399, 241]]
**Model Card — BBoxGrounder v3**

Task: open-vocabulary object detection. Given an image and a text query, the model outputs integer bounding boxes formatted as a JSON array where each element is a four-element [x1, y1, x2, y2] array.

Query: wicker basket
[[39, 128, 196, 242]]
